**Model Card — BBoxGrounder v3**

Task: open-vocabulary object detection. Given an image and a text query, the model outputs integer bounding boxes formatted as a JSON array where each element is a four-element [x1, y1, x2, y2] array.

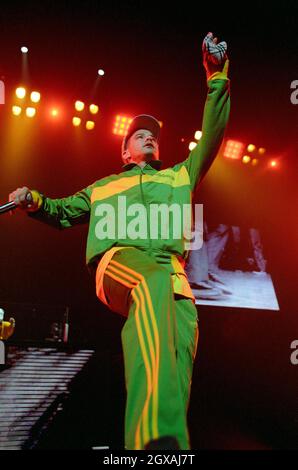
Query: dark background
[[0, 0, 297, 449]]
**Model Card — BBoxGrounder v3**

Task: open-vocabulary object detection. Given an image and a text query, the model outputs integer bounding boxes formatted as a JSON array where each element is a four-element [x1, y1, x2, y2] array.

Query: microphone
[[0, 192, 32, 215], [0, 201, 17, 214]]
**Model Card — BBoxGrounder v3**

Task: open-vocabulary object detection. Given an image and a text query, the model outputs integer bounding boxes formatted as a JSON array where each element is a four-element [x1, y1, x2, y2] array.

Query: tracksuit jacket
[[29, 71, 230, 302]]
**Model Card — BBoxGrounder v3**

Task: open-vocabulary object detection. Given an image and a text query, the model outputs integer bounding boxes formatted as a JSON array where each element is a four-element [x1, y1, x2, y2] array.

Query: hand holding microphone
[[8, 187, 39, 213], [0, 309, 16, 340]]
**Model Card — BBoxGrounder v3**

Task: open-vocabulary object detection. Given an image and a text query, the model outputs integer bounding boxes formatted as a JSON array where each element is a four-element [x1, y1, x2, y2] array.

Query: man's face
[[122, 129, 159, 165]]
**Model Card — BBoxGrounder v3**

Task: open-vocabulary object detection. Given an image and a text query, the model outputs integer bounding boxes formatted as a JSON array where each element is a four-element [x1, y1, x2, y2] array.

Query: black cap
[[122, 114, 161, 153]]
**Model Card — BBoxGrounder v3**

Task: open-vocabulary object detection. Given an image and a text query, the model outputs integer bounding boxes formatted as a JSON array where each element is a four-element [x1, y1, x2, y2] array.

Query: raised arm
[[183, 32, 230, 192], [9, 185, 94, 229]]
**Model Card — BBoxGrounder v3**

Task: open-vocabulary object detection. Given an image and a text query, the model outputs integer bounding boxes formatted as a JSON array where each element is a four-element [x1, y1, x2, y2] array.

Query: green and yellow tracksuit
[[29, 71, 230, 449]]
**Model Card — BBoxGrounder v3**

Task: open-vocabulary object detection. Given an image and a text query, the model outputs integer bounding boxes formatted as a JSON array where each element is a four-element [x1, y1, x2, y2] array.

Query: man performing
[[9, 32, 230, 450]]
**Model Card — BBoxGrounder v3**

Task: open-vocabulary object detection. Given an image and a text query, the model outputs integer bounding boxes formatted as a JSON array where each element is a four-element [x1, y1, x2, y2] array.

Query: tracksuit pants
[[96, 247, 199, 450]]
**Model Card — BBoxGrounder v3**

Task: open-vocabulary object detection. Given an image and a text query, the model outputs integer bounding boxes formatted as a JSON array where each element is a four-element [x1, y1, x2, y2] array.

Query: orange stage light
[[30, 91, 41, 103], [26, 107, 36, 118], [12, 106, 22, 116], [15, 87, 26, 99], [247, 144, 256, 152], [223, 140, 245, 159], [242, 155, 251, 164], [269, 159, 278, 168], [86, 121, 95, 130], [113, 115, 133, 136], [72, 117, 81, 127], [75, 100, 85, 112], [89, 104, 99, 115]]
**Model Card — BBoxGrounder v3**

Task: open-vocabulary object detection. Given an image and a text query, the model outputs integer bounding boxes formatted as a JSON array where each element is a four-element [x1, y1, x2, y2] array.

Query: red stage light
[[223, 140, 245, 159], [269, 159, 278, 168]]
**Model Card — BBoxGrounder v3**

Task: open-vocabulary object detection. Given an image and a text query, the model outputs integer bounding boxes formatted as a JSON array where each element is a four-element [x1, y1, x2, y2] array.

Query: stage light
[[12, 106, 22, 116], [30, 91, 41, 103], [269, 159, 278, 168], [21, 46, 28, 53], [50, 108, 59, 117], [15, 87, 26, 99], [89, 104, 99, 115], [223, 140, 245, 159], [242, 155, 251, 164], [258, 147, 266, 155], [252, 158, 259, 166], [247, 144, 256, 152], [189, 142, 197, 151], [113, 115, 133, 136], [98, 69, 105, 76], [72, 117, 81, 127], [86, 121, 95, 130], [75, 101, 85, 112], [194, 130, 202, 140], [26, 107, 36, 118], [30, 91, 40, 103]]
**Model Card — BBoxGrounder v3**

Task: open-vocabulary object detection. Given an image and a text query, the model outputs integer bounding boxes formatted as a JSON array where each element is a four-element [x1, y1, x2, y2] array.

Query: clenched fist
[[8, 187, 38, 212]]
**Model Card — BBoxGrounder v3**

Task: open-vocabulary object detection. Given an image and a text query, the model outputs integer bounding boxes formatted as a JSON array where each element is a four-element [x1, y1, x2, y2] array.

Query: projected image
[[185, 223, 279, 310]]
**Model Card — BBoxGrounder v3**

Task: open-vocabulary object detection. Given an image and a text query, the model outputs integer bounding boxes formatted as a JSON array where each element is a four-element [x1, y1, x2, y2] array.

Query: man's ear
[[122, 149, 131, 164]]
